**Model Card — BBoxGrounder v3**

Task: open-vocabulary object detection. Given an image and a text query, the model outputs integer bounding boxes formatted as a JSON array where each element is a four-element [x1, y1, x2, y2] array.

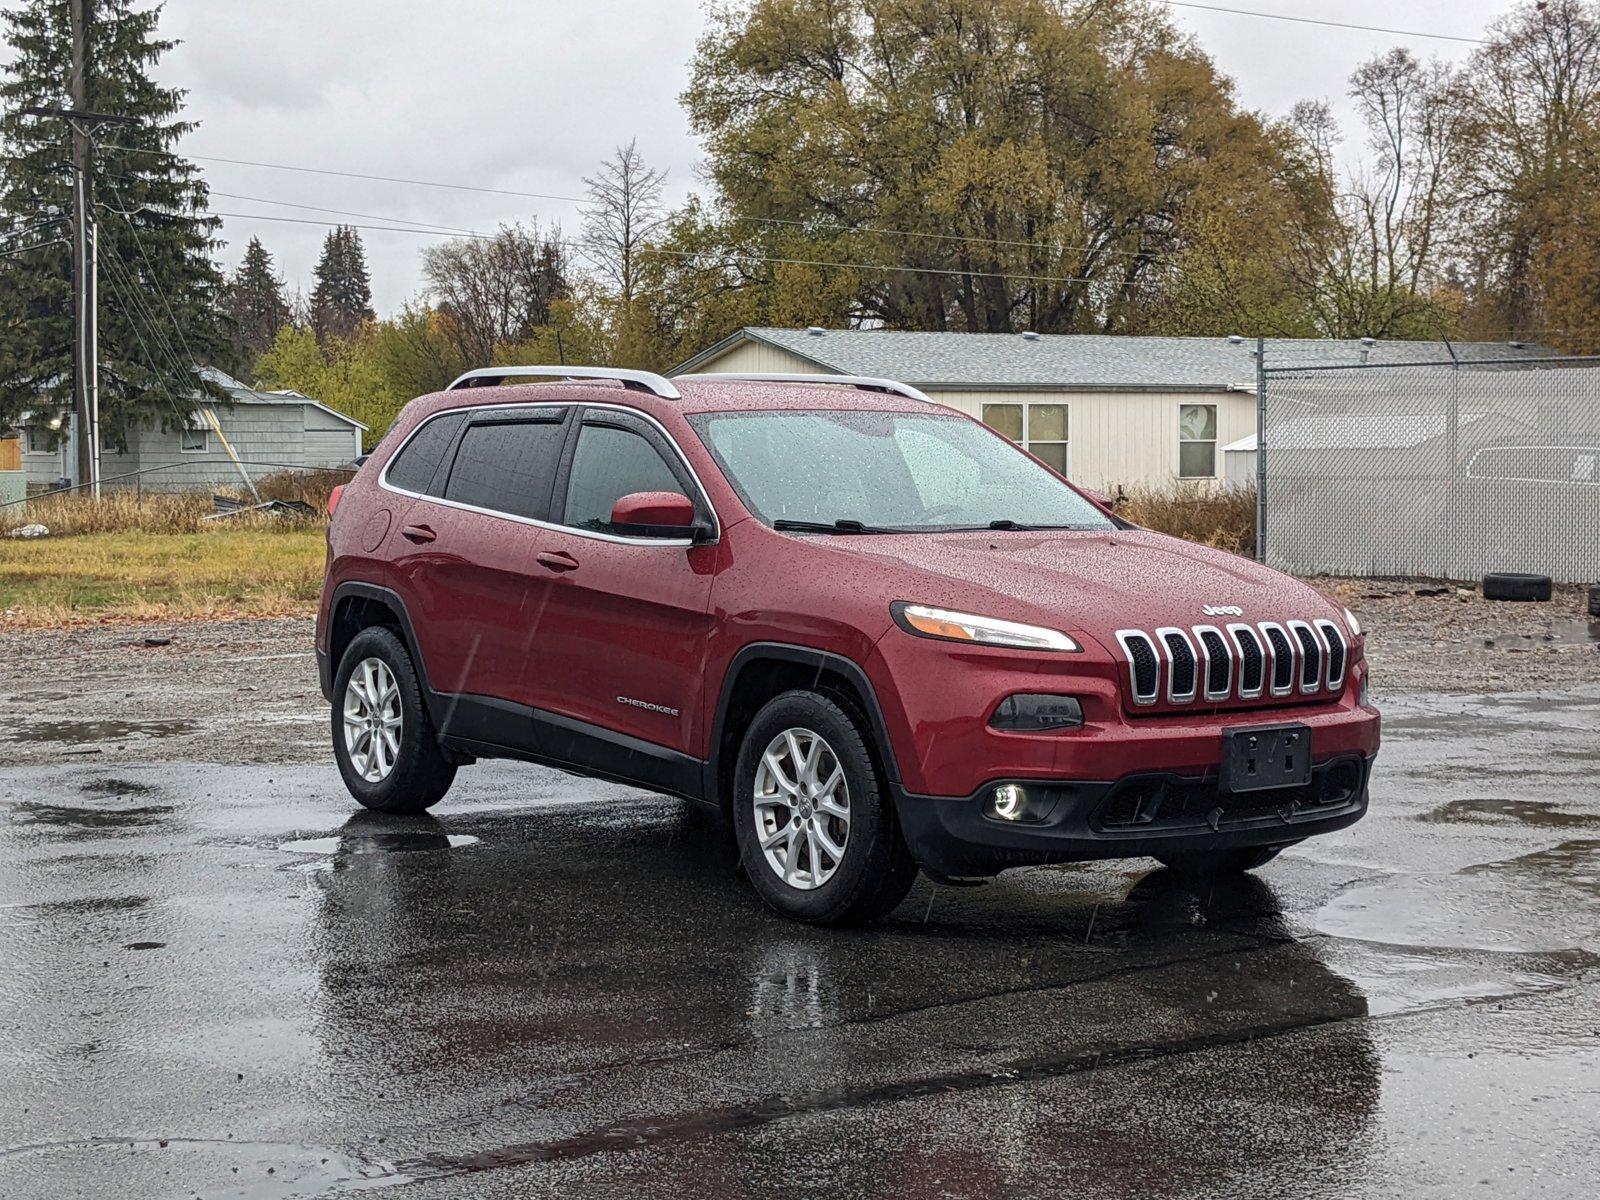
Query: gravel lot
[[1, 581, 1595, 767]]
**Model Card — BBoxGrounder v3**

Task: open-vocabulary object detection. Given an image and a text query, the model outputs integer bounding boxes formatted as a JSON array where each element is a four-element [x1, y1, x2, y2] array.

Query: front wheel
[[731, 690, 918, 925], [1153, 844, 1289, 876], [332, 626, 456, 814]]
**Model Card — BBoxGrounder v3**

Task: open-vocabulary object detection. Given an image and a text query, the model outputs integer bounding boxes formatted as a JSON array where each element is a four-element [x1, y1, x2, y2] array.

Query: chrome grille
[[1289, 621, 1322, 693], [1316, 620, 1347, 689], [1115, 630, 1161, 706], [1158, 628, 1198, 702], [1261, 623, 1296, 695], [1114, 618, 1352, 708], [1228, 623, 1265, 697]]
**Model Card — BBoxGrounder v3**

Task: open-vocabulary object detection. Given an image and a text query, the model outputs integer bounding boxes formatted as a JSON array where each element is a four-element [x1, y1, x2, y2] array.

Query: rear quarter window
[[385, 411, 466, 496]]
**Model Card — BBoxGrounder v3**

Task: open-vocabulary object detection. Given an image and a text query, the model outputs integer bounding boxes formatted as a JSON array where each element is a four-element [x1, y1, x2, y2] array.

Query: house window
[[981, 402, 1069, 474], [26, 425, 54, 454], [1179, 404, 1217, 478], [180, 425, 209, 453]]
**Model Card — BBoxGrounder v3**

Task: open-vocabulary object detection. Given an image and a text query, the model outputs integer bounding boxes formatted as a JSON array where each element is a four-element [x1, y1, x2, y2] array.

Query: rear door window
[[385, 411, 466, 496], [441, 410, 569, 520], [560, 418, 689, 534]]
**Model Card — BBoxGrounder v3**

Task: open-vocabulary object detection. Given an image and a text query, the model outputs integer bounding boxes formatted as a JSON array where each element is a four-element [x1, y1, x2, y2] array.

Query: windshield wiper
[[986, 519, 1101, 531], [773, 518, 888, 534]]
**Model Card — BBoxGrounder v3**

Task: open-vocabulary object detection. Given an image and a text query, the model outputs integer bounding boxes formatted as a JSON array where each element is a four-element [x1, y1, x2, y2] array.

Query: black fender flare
[[705, 641, 905, 804], [324, 582, 443, 725]]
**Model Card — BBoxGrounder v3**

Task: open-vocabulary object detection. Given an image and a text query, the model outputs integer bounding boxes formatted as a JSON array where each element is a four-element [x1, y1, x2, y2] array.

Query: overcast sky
[[4, 1, 1520, 314]]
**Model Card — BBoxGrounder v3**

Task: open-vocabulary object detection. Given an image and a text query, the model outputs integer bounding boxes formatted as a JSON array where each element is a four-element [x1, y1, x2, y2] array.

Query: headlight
[[1344, 606, 1362, 637], [891, 602, 1080, 651]]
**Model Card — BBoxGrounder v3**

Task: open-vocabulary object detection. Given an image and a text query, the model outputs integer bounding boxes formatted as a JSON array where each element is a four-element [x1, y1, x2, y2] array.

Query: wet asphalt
[[3, 686, 1599, 1199]]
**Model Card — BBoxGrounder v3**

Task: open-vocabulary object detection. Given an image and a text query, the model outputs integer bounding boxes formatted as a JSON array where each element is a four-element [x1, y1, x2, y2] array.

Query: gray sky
[[5, 1, 1519, 314]]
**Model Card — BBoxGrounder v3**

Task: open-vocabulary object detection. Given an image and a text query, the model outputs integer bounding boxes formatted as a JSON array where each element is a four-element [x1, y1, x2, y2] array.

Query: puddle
[[0, 1137, 408, 1196], [5, 719, 198, 745], [10, 802, 175, 833], [279, 832, 478, 856], [1418, 797, 1600, 829], [1317, 942, 1579, 1017], [79, 778, 157, 798], [1314, 839, 1600, 953], [1484, 620, 1600, 652]]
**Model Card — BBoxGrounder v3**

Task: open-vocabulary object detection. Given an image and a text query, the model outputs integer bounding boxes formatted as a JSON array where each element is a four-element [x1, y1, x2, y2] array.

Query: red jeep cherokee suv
[[317, 366, 1379, 924]]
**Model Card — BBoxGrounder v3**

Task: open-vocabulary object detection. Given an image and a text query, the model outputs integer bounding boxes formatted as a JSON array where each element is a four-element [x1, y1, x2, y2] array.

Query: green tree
[[221, 236, 290, 368], [0, 0, 228, 437], [677, 0, 1299, 336], [309, 225, 373, 342], [1451, 0, 1600, 344]]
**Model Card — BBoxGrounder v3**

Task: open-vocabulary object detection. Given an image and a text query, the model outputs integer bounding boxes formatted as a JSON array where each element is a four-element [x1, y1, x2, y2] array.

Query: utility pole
[[24, 2, 135, 499], [70, 0, 95, 493]]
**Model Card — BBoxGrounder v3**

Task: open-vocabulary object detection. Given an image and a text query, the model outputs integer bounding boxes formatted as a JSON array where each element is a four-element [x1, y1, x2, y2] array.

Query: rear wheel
[[731, 690, 918, 925], [1153, 845, 1287, 876], [332, 626, 455, 814]]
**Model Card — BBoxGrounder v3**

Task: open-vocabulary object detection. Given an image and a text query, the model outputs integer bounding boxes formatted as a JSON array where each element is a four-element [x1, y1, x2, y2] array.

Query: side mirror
[[1081, 486, 1116, 515], [610, 491, 705, 539]]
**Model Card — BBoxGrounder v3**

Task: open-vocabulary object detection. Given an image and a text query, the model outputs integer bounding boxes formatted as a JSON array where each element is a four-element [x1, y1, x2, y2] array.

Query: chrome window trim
[[1314, 619, 1347, 691], [1258, 621, 1297, 697], [1114, 629, 1160, 707], [1155, 626, 1198, 704], [378, 400, 721, 548], [1192, 624, 1232, 702], [1225, 622, 1266, 699], [1287, 620, 1325, 694]]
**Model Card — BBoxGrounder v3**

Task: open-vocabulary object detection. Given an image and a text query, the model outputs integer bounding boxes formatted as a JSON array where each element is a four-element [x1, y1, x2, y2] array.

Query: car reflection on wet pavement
[[2, 687, 1599, 1199]]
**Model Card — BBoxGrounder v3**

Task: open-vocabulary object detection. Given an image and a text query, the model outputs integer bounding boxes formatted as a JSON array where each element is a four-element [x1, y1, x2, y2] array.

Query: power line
[[103, 144, 1173, 263], [199, 208, 1123, 287], [1164, 2, 1485, 46]]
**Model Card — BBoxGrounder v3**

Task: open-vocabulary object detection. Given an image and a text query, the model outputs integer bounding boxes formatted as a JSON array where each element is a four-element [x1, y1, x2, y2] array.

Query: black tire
[[1482, 572, 1552, 602], [332, 626, 456, 814], [1588, 584, 1600, 618], [1153, 844, 1286, 876], [730, 690, 918, 925]]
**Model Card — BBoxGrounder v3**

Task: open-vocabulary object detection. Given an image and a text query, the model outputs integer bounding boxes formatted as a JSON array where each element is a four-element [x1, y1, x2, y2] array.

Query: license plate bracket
[[1222, 723, 1311, 793]]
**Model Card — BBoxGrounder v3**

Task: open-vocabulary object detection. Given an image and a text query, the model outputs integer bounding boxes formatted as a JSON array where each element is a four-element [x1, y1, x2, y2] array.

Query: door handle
[[401, 523, 436, 544], [536, 550, 580, 573]]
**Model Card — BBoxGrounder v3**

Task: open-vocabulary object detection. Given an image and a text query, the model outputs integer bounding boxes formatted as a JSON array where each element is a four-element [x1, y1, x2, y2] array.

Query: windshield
[[688, 409, 1116, 533]]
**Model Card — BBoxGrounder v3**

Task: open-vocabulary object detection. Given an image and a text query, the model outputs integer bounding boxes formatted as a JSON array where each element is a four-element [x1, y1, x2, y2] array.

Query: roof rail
[[446, 365, 681, 400], [673, 372, 936, 406]]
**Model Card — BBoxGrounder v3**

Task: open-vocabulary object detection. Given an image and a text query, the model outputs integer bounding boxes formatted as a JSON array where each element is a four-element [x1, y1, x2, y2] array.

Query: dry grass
[[0, 528, 327, 626], [1, 469, 344, 536], [1117, 485, 1257, 556]]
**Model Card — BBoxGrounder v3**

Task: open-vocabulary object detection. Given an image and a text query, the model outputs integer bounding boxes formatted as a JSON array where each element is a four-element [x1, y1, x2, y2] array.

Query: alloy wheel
[[343, 656, 402, 783], [752, 727, 851, 890]]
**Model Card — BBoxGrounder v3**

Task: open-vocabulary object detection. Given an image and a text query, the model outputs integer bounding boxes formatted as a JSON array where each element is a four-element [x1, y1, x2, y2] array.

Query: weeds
[[1116, 485, 1256, 556], [1, 469, 342, 536]]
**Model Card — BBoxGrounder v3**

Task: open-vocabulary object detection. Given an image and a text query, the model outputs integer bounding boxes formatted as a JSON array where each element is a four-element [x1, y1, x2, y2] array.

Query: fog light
[[1360, 672, 1371, 706], [990, 784, 1027, 821]]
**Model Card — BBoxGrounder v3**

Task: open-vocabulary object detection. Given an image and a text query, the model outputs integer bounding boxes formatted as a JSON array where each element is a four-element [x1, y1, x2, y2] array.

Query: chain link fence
[[1257, 353, 1600, 583]]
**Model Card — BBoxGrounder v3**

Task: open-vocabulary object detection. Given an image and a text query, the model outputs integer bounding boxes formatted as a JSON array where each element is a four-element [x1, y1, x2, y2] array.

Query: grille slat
[[1262, 624, 1296, 695], [1116, 631, 1161, 705], [1317, 621, 1348, 688], [1114, 616, 1349, 707], [1229, 624, 1265, 697], [1159, 629, 1197, 701], [1290, 621, 1323, 691], [1196, 627, 1231, 699]]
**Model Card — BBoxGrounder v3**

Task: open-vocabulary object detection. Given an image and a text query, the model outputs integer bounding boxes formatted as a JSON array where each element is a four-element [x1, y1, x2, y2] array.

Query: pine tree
[[0, 0, 228, 435], [221, 236, 290, 366], [309, 225, 374, 342]]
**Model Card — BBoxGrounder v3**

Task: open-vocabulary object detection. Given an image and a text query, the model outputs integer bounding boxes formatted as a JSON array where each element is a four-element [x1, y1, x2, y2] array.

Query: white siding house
[[20, 369, 365, 493], [673, 329, 1554, 492]]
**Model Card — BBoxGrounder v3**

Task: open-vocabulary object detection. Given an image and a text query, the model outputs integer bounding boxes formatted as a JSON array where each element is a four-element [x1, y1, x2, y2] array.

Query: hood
[[835, 528, 1339, 650]]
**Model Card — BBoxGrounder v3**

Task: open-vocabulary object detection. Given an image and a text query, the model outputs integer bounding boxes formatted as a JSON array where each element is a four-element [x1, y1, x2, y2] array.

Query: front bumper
[[895, 753, 1373, 878]]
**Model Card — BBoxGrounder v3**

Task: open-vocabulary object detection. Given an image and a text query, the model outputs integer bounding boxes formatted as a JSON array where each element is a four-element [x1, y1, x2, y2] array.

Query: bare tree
[[581, 140, 668, 304], [422, 222, 570, 364]]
